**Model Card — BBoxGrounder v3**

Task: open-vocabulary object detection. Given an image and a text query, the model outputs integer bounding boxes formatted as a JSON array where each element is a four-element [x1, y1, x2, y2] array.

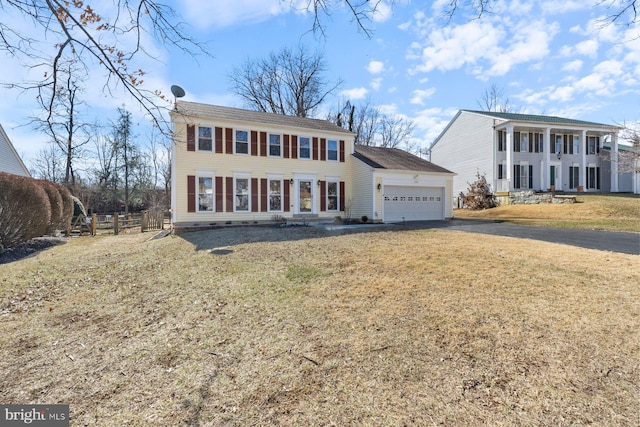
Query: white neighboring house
[[430, 110, 623, 200], [0, 123, 30, 177]]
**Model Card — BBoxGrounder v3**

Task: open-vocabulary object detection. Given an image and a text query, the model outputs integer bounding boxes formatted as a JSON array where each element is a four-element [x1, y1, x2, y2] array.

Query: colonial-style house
[[429, 110, 622, 200], [170, 102, 454, 229], [0, 123, 30, 177]]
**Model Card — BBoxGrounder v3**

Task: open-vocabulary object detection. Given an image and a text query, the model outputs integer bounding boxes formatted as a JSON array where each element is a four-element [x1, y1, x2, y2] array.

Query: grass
[[1, 225, 638, 426], [454, 193, 640, 232]]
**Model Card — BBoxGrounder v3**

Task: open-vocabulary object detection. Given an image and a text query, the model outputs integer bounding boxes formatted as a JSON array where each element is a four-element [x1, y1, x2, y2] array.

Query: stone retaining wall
[[509, 191, 576, 205]]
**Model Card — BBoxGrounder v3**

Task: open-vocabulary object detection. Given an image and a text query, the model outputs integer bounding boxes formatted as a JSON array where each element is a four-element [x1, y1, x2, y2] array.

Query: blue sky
[[1, 0, 638, 167]]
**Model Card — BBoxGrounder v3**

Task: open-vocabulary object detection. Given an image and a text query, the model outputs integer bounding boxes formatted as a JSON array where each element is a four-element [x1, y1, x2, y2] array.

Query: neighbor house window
[[497, 131, 506, 152], [555, 135, 563, 154], [327, 140, 338, 161], [299, 137, 311, 159], [235, 130, 249, 154], [198, 126, 213, 151], [198, 176, 213, 212], [569, 166, 579, 189], [513, 164, 533, 189], [588, 136, 598, 154], [269, 179, 282, 212], [498, 164, 504, 180], [535, 133, 543, 153], [586, 166, 600, 189], [573, 135, 580, 154], [520, 133, 528, 152], [235, 177, 249, 211], [327, 181, 338, 211], [269, 134, 281, 157]]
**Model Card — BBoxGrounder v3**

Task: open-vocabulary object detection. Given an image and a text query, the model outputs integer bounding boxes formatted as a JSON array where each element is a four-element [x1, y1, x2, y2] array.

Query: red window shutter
[[260, 179, 268, 212], [251, 178, 258, 212], [284, 135, 290, 159], [225, 177, 233, 212], [283, 182, 290, 212], [312, 137, 319, 160], [187, 175, 196, 212], [339, 181, 345, 211], [339, 140, 345, 162], [291, 136, 298, 159], [251, 131, 258, 156], [215, 127, 223, 153], [187, 125, 195, 152], [225, 128, 233, 154], [260, 132, 267, 157], [320, 180, 326, 212], [320, 138, 326, 161], [215, 177, 223, 212]]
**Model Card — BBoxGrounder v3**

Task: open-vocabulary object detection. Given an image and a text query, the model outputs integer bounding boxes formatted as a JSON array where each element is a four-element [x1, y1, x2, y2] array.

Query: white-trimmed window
[[569, 166, 580, 189], [326, 180, 338, 211], [588, 136, 598, 154], [520, 133, 528, 152], [198, 126, 213, 151], [299, 137, 311, 159], [327, 140, 338, 161], [234, 176, 250, 212], [497, 131, 506, 152], [235, 130, 249, 155], [555, 135, 563, 154], [513, 164, 533, 189], [269, 178, 283, 212], [572, 135, 580, 154], [269, 134, 281, 157], [198, 176, 214, 212]]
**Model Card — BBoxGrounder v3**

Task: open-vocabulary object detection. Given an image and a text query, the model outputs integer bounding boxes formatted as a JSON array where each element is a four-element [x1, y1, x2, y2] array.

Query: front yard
[[1, 226, 638, 426], [454, 193, 640, 232]]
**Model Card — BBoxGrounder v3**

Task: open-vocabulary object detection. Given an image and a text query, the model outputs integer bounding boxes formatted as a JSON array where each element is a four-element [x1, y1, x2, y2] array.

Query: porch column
[[505, 125, 513, 190], [611, 132, 619, 192], [543, 127, 551, 190], [579, 130, 586, 190]]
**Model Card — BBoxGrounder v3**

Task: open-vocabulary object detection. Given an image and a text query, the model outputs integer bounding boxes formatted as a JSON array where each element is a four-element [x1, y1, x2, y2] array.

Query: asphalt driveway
[[396, 219, 640, 255]]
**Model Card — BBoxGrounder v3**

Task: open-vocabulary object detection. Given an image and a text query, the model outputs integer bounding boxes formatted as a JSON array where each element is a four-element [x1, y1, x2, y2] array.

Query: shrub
[[461, 172, 497, 210], [38, 180, 64, 234], [0, 172, 51, 248], [53, 183, 74, 233], [361, 215, 369, 223]]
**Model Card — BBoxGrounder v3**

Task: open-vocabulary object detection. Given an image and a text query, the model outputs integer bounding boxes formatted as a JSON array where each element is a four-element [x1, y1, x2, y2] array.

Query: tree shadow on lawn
[[0, 237, 69, 265]]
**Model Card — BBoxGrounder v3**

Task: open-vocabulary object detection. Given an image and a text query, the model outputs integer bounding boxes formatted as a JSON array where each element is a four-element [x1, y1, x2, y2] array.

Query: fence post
[[141, 211, 148, 232], [113, 213, 119, 235], [92, 213, 97, 236]]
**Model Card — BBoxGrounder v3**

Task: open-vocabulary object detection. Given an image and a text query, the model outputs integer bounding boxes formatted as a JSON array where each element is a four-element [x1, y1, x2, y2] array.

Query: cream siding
[[349, 157, 375, 221], [430, 111, 494, 198], [171, 116, 353, 226]]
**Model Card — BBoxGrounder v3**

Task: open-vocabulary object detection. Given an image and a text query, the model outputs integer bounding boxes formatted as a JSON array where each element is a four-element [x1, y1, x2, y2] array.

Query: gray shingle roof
[[174, 101, 355, 135], [463, 109, 616, 128], [353, 145, 454, 174]]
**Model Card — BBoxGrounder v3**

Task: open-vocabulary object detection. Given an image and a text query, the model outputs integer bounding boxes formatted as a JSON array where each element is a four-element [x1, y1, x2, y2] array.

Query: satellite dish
[[171, 85, 185, 98]]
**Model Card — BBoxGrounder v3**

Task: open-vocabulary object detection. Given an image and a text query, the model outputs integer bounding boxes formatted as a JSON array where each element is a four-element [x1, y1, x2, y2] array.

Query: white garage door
[[383, 186, 444, 221]]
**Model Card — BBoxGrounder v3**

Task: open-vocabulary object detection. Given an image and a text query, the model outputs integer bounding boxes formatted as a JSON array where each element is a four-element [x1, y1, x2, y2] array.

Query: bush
[[0, 172, 51, 248], [53, 183, 74, 233], [461, 172, 497, 210], [361, 215, 369, 223], [38, 180, 64, 234]]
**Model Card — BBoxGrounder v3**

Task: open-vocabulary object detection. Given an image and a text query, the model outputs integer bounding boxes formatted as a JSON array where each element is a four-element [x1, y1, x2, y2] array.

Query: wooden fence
[[72, 210, 166, 236]]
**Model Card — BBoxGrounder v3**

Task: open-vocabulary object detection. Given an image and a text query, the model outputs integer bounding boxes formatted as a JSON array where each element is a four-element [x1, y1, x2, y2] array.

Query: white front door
[[294, 178, 316, 214]]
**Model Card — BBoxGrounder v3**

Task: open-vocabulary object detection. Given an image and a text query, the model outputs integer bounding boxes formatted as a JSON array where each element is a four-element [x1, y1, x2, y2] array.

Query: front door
[[550, 166, 556, 187], [298, 180, 312, 213]]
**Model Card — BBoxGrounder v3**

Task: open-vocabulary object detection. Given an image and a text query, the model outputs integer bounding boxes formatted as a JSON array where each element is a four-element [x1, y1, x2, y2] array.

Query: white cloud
[[540, 0, 586, 15], [370, 77, 383, 91], [340, 87, 368, 100], [562, 60, 583, 72], [372, 1, 393, 23], [410, 88, 436, 105], [575, 39, 599, 57], [367, 60, 386, 74], [177, 0, 290, 29]]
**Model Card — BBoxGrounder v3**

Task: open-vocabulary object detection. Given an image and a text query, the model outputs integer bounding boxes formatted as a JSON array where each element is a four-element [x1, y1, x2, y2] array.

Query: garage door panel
[[384, 186, 443, 221]]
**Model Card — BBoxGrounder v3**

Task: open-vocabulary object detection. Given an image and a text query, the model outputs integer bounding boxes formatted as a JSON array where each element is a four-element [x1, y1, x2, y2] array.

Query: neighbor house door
[[550, 166, 555, 188]]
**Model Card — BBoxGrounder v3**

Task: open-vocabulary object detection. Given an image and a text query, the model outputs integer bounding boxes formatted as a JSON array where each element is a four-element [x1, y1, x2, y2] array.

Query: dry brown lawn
[[1, 226, 638, 426], [454, 193, 640, 232]]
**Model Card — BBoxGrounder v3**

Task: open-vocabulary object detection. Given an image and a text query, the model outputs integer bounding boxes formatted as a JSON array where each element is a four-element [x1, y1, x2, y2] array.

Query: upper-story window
[[235, 130, 249, 155], [299, 137, 311, 159], [572, 135, 580, 154], [497, 131, 506, 152], [269, 134, 281, 157], [198, 126, 213, 151], [520, 133, 528, 152], [555, 135, 563, 154], [327, 140, 338, 161], [588, 136, 598, 154]]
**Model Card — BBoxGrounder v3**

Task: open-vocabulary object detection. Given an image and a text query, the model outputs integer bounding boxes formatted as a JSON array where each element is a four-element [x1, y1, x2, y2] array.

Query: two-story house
[[170, 102, 455, 229], [430, 110, 622, 200]]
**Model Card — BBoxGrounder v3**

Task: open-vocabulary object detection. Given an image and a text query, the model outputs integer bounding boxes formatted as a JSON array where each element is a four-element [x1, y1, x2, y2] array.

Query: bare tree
[[477, 83, 517, 113], [31, 144, 65, 183], [229, 45, 342, 117], [1, 1, 209, 131], [380, 114, 415, 149], [287, 0, 388, 37]]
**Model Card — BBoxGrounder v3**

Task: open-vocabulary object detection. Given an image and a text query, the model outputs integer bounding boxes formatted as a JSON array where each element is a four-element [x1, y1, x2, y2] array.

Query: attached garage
[[351, 146, 455, 223], [383, 185, 444, 221]]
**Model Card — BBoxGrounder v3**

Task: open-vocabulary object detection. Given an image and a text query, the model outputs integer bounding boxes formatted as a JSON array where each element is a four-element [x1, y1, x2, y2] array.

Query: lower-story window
[[235, 177, 249, 211], [198, 176, 213, 212], [586, 166, 600, 190], [569, 166, 580, 189], [327, 181, 338, 211], [269, 179, 282, 211], [513, 164, 533, 189]]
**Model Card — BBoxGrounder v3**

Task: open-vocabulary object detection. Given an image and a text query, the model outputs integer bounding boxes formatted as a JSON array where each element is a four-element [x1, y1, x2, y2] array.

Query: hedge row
[[0, 172, 74, 249]]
